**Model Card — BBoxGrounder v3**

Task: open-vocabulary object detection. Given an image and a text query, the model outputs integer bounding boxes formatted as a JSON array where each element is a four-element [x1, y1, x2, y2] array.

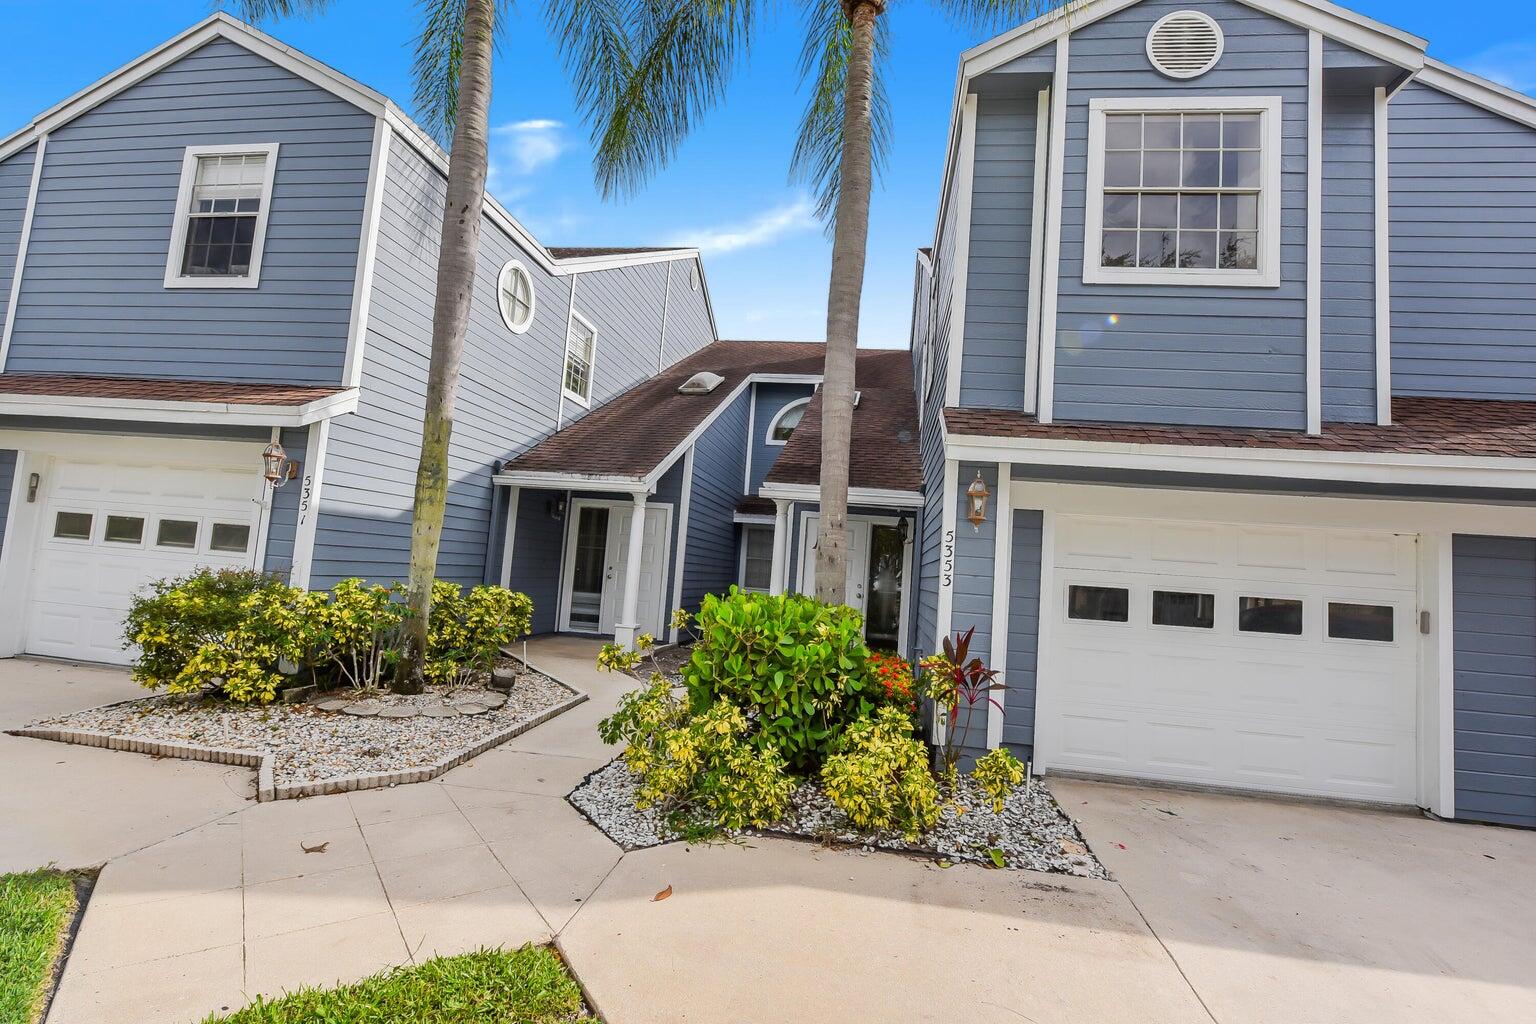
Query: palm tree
[[229, 0, 500, 691], [556, 0, 1056, 605]]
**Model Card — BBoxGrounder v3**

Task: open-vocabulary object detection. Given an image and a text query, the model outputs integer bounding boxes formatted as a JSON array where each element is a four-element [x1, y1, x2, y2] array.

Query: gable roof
[[0, 13, 708, 282]]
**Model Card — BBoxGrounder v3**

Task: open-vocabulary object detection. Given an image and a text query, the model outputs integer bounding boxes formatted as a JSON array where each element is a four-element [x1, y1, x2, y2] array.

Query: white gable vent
[[677, 371, 725, 394], [1146, 11, 1224, 79]]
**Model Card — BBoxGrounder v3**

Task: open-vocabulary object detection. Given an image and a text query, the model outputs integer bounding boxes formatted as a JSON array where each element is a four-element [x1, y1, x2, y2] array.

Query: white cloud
[[671, 198, 819, 255], [487, 119, 567, 197], [1463, 40, 1536, 94]]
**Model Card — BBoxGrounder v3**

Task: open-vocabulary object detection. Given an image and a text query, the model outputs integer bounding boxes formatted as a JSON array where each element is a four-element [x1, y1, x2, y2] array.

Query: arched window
[[766, 397, 810, 445], [497, 260, 536, 333]]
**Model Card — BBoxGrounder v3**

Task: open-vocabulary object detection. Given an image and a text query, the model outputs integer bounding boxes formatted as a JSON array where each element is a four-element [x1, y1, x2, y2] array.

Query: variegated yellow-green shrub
[[820, 706, 940, 838], [424, 581, 534, 685], [595, 631, 656, 675], [599, 677, 793, 831], [970, 747, 1027, 812], [165, 581, 328, 703], [126, 568, 297, 693]]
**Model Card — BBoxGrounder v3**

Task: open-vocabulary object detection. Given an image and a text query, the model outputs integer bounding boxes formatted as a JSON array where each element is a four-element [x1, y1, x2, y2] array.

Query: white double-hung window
[[165, 144, 279, 288], [1083, 97, 1281, 287], [563, 312, 598, 407]]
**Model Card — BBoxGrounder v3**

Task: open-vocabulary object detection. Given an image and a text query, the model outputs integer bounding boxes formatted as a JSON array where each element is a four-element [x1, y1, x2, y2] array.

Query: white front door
[[1039, 515, 1420, 804], [27, 456, 262, 664], [563, 500, 671, 638], [798, 517, 869, 611], [605, 504, 670, 636]]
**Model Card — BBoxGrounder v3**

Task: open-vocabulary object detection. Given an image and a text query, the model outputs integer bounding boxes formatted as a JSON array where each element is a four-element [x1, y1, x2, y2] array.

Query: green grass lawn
[[0, 869, 79, 1024], [202, 946, 596, 1023]]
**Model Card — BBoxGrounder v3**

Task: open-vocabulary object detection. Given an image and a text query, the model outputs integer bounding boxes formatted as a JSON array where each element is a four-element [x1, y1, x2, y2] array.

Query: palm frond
[[555, 0, 763, 199], [788, 0, 891, 226], [412, 0, 517, 145], [932, 0, 1066, 33], [216, 0, 337, 20]]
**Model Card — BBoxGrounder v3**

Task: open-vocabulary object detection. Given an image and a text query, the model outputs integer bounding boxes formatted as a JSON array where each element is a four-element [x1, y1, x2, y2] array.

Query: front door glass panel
[[569, 506, 609, 629], [865, 524, 905, 651]]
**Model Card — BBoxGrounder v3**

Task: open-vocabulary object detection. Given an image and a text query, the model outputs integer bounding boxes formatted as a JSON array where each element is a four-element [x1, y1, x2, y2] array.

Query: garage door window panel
[[1068, 584, 1130, 623], [1152, 590, 1215, 629], [156, 519, 199, 550], [1327, 602, 1394, 643], [52, 511, 94, 542], [210, 522, 252, 554], [1238, 596, 1303, 636], [104, 515, 146, 546]]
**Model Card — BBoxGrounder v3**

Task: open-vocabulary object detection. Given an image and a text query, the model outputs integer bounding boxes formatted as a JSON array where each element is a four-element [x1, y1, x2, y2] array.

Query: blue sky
[[1, 1, 1532, 348]]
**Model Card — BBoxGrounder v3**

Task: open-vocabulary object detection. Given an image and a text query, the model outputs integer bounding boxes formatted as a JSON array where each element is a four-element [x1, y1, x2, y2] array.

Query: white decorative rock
[[378, 707, 419, 719]]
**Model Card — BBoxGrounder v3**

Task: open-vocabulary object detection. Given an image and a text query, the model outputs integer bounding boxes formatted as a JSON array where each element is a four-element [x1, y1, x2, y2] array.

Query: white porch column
[[769, 499, 790, 595], [613, 489, 649, 650]]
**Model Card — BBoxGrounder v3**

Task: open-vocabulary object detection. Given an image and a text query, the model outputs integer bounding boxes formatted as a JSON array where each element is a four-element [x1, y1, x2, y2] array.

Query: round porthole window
[[497, 260, 536, 334], [1146, 10, 1224, 80]]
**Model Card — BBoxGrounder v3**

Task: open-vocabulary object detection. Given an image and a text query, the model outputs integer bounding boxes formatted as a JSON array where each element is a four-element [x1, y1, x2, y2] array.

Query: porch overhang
[[758, 482, 925, 509], [0, 375, 358, 428], [492, 469, 652, 494]]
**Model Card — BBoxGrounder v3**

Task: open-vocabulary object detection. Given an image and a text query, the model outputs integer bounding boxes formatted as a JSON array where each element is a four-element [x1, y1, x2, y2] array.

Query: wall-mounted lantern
[[547, 497, 567, 521], [965, 471, 991, 531], [261, 441, 299, 488]]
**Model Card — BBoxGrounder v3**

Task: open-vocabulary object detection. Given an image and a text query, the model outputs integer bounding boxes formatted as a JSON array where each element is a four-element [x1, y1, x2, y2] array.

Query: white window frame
[[164, 143, 280, 289], [764, 396, 811, 447], [562, 310, 599, 409], [738, 524, 774, 593], [496, 259, 536, 334], [1083, 96, 1282, 288]]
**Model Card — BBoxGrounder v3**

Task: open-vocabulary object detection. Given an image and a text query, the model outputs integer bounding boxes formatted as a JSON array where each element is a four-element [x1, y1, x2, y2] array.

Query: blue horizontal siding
[[1003, 508, 1043, 756], [1321, 87, 1377, 422], [0, 145, 36, 339]]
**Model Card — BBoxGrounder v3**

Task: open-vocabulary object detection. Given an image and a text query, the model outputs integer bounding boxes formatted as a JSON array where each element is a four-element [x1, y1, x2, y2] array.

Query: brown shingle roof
[[0, 374, 346, 406], [504, 341, 832, 479], [546, 246, 685, 259], [763, 350, 922, 494], [945, 397, 1536, 459]]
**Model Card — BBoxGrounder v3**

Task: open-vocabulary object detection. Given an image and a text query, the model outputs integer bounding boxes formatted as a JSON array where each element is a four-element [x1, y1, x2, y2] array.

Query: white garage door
[[1039, 515, 1420, 804], [27, 457, 262, 664]]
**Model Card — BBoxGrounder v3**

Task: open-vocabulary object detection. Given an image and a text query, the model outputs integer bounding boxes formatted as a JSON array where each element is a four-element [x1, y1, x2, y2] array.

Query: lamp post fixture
[[262, 441, 298, 488], [965, 470, 990, 532]]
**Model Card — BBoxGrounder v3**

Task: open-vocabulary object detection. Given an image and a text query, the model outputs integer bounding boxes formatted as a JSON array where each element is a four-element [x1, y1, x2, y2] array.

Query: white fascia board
[[759, 482, 925, 509], [944, 432, 1536, 491], [1419, 59, 1536, 132], [493, 470, 651, 493], [553, 250, 702, 273], [0, 389, 358, 427], [0, 14, 389, 163], [733, 513, 777, 525]]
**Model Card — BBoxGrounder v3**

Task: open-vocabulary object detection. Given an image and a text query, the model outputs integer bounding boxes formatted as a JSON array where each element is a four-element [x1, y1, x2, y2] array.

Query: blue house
[[911, 0, 1536, 828]]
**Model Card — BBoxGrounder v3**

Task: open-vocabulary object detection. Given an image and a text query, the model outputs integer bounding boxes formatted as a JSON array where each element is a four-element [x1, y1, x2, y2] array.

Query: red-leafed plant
[[867, 651, 919, 716], [920, 627, 1004, 775]]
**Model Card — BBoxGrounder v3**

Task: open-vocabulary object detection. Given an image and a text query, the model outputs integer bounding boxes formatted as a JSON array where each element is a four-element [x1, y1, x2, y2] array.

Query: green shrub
[[172, 583, 327, 703], [681, 588, 875, 771], [821, 707, 940, 837], [971, 747, 1027, 812], [125, 568, 291, 691], [322, 579, 409, 691], [600, 677, 793, 831], [425, 582, 534, 685]]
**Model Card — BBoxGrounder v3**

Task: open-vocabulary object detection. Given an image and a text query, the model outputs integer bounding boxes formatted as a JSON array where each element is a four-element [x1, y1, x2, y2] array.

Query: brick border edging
[[8, 663, 588, 802]]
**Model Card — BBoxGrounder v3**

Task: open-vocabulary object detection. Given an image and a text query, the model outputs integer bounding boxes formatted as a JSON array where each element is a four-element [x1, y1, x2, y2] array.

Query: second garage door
[[1038, 515, 1420, 805]]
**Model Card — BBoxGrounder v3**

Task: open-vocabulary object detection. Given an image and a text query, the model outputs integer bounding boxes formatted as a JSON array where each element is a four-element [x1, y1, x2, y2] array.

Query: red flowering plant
[[866, 651, 919, 716], [919, 626, 1004, 777]]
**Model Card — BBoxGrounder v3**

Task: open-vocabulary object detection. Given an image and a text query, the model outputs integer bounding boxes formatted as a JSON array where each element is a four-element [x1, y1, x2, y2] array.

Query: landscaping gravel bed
[[568, 758, 1108, 878], [27, 671, 575, 789]]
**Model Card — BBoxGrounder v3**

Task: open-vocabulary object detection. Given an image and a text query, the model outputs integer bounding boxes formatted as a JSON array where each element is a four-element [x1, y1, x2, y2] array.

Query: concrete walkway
[[8, 639, 1535, 1023]]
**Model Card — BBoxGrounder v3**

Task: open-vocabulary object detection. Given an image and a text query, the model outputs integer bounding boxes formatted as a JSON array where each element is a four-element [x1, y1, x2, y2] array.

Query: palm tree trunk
[[394, 0, 496, 692], [814, 0, 883, 606]]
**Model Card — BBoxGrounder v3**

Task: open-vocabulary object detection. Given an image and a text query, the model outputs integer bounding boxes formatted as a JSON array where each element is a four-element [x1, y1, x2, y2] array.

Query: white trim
[[0, 388, 357, 428], [1082, 95, 1283, 289], [1419, 57, 1536, 133], [0, 450, 30, 656], [1306, 31, 1323, 434], [1024, 88, 1050, 414], [556, 276, 579, 428], [668, 446, 695, 642], [733, 512, 776, 526], [987, 462, 1013, 748], [1037, 38, 1069, 424], [550, 249, 702, 274], [499, 486, 520, 588], [945, 430, 1536, 491], [758, 482, 926, 509], [943, 94, 979, 409], [495, 470, 649, 493], [162, 143, 280, 290], [742, 382, 756, 491], [495, 259, 537, 335], [657, 262, 673, 374], [933, 459, 960, 650], [561, 309, 599, 410], [770, 498, 790, 595], [1373, 85, 1392, 426], [737, 521, 775, 595], [0, 134, 45, 371], [764, 396, 811, 447], [287, 418, 330, 589], [1432, 531, 1456, 817], [343, 119, 391, 389], [1145, 10, 1226, 80]]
